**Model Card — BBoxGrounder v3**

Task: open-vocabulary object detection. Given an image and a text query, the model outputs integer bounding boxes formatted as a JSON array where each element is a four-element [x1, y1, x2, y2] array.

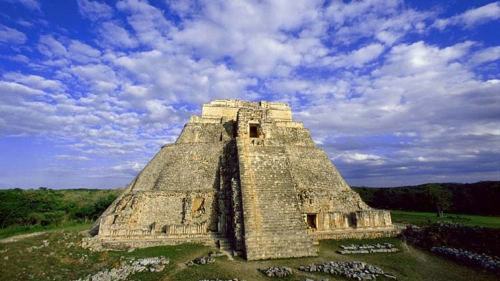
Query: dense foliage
[[353, 181, 500, 216], [0, 187, 120, 229]]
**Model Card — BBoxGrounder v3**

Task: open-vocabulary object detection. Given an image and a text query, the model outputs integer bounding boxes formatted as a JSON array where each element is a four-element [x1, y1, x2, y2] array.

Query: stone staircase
[[217, 238, 233, 251], [236, 138, 317, 260]]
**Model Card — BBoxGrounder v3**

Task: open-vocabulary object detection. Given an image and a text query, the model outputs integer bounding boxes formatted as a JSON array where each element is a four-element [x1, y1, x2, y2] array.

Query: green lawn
[[391, 210, 500, 228]]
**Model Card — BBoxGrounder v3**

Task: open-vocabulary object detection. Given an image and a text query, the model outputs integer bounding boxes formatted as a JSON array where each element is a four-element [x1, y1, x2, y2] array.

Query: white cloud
[[113, 50, 256, 104], [432, 2, 500, 30], [116, 0, 172, 47], [68, 40, 101, 63], [325, 0, 433, 46], [3, 73, 62, 90], [98, 21, 138, 49], [7, 55, 29, 63], [0, 25, 27, 44], [17, 0, 41, 11], [69, 64, 116, 83], [347, 43, 385, 67], [373, 41, 474, 76], [341, 153, 385, 165], [468, 46, 500, 66], [461, 2, 500, 27], [16, 19, 33, 27], [38, 35, 68, 57], [77, 0, 114, 21], [54, 154, 90, 161]]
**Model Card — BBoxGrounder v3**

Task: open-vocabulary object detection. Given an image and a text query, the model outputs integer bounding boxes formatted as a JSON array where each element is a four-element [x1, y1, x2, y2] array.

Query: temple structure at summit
[[87, 99, 396, 260]]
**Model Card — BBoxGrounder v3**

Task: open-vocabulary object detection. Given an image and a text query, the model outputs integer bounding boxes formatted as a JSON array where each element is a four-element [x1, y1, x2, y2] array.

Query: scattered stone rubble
[[337, 243, 399, 254], [26, 240, 50, 252], [73, 256, 169, 281], [431, 247, 500, 273], [197, 279, 246, 281], [299, 261, 396, 280], [259, 266, 293, 277], [186, 256, 215, 267]]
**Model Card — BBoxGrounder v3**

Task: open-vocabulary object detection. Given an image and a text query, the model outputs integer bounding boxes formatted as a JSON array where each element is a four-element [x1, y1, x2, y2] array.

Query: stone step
[[237, 139, 317, 260]]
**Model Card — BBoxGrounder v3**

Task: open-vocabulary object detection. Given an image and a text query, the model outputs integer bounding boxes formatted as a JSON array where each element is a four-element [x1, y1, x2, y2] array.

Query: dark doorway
[[306, 214, 317, 229], [249, 124, 258, 138]]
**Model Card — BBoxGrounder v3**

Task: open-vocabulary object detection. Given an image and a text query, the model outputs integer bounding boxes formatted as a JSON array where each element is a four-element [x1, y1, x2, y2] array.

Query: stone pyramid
[[88, 99, 396, 260]]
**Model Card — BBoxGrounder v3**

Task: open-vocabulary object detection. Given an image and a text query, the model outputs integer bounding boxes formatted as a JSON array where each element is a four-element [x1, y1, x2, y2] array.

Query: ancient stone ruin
[[86, 99, 397, 260]]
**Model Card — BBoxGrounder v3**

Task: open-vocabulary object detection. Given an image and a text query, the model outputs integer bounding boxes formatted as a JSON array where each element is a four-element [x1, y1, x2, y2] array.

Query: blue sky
[[0, 0, 498, 189]]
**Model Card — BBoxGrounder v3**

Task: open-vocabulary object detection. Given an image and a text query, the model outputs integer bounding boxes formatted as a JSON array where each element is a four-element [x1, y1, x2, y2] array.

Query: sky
[[0, 0, 498, 189]]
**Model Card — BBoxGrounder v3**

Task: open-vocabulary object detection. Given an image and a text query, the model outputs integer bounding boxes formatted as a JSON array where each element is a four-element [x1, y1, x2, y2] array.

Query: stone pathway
[[0, 232, 45, 243]]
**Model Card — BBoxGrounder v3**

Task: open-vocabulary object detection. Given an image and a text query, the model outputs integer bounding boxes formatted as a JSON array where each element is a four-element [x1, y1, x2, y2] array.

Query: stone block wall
[[98, 190, 218, 238]]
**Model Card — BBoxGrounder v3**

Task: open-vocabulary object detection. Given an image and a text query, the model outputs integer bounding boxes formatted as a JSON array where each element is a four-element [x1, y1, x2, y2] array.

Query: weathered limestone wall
[[98, 190, 218, 238], [201, 99, 292, 122], [355, 210, 393, 228], [96, 119, 226, 240], [127, 143, 223, 192], [285, 145, 370, 214], [276, 127, 315, 146], [176, 123, 226, 143]]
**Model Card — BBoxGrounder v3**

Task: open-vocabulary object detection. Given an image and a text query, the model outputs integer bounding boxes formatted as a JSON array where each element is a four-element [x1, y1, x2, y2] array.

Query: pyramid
[[88, 99, 396, 260]]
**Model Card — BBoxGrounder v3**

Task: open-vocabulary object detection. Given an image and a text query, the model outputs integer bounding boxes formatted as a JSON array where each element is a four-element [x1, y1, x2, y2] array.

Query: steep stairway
[[236, 138, 317, 260]]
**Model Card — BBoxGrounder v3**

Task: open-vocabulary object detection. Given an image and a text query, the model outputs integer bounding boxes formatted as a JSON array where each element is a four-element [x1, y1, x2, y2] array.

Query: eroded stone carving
[[86, 99, 397, 260]]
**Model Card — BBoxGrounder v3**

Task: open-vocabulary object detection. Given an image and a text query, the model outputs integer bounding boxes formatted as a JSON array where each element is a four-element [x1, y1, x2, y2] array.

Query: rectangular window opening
[[307, 214, 317, 229], [249, 124, 258, 138]]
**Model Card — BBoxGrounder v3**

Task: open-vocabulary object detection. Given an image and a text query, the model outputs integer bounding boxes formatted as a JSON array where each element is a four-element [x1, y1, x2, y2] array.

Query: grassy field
[[391, 210, 500, 228], [1, 226, 498, 281]]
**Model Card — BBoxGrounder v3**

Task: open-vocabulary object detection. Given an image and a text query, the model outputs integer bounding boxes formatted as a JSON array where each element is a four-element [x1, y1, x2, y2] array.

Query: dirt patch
[[0, 232, 45, 243]]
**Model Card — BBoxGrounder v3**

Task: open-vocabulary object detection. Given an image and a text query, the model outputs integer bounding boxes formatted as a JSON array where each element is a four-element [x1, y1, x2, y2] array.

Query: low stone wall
[[82, 236, 219, 251], [431, 246, 500, 272], [311, 228, 401, 241], [337, 243, 399, 254]]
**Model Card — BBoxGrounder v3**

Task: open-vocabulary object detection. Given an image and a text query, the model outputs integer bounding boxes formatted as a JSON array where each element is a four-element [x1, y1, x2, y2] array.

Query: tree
[[423, 184, 452, 217]]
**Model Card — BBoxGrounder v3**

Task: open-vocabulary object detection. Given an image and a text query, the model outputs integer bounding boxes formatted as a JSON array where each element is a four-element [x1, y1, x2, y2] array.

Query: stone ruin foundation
[[84, 99, 398, 260]]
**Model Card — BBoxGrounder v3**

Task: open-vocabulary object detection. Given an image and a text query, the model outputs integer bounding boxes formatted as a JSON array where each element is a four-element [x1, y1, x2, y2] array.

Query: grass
[[391, 210, 500, 228], [1, 228, 499, 281]]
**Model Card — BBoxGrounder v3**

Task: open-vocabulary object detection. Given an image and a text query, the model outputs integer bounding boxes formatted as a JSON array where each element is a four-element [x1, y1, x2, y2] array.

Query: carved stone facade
[[88, 99, 397, 260]]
